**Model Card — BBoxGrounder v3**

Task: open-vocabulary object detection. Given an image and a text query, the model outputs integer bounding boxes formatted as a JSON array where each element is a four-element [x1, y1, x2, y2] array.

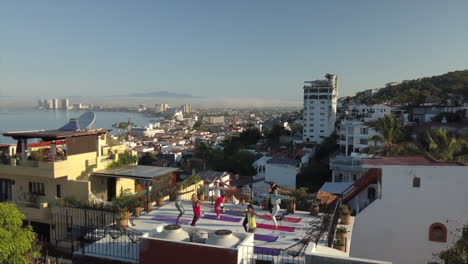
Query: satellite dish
[[59, 118, 81, 131], [77, 111, 96, 129]]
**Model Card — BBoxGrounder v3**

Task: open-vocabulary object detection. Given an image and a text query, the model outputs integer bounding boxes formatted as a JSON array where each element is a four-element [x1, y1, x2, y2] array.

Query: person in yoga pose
[[191, 193, 204, 226], [230, 204, 265, 233], [260, 189, 294, 228], [258, 181, 290, 213], [175, 184, 194, 225], [214, 193, 225, 219]]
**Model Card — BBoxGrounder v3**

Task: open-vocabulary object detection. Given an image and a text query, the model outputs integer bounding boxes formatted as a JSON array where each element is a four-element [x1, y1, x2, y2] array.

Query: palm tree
[[194, 140, 213, 170], [363, 115, 421, 156], [426, 128, 467, 162]]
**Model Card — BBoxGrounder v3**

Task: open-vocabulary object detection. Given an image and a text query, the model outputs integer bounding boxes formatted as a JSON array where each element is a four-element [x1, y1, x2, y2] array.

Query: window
[[304, 95, 308, 99], [336, 174, 343, 182], [309, 118, 314, 121], [0, 179, 13, 202], [310, 88, 318, 93], [309, 95, 318, 99], [320, 113, 325, 115], [359, 138, 368, 145], [429, 223, 447, 242], [29, 182, 45, 196], [309, 129, 314, 132], [320, 130, 324, 133], [319, 88, 329, 93], [413, 177, 421, 188], [319, 95, 328, 99], [56, 184, 62, 198], [360, 127, 369, 135], [352, 174, 357, 181]]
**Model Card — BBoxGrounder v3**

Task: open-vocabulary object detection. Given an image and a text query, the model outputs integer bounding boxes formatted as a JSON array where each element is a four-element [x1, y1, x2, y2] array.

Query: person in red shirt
[[191, 193, 203, 226], [214, 194, 225, 219]]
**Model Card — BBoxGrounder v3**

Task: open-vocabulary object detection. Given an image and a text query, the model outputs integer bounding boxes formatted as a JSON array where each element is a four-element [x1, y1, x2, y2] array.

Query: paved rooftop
[[93, 165, 179, 180]]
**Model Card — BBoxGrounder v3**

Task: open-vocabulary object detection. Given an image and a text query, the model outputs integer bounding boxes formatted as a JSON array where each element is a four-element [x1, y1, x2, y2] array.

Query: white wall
[[350, 165, 468, 264], [264, 163, 298, 188]]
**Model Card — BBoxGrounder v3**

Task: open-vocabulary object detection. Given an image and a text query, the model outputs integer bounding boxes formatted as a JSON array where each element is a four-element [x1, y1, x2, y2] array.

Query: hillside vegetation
[[351, 70, 468, 105]]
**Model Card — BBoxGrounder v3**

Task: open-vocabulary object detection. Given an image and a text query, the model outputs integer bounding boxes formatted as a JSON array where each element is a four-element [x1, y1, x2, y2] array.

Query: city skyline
[[0, 0, 467, 103]]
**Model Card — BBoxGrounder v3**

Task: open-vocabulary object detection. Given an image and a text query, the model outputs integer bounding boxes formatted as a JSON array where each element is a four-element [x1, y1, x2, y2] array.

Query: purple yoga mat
[[151, 216, 191, 224], [254, 234, 279, 242], [202, 214, 242, 222], [254, 246, 281, 256]]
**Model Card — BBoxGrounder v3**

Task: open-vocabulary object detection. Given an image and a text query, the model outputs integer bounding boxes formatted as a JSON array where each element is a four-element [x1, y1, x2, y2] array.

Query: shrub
[[333, 239, 345, 246], [340, 205, 350, 215], [336, 226, 347, 234]]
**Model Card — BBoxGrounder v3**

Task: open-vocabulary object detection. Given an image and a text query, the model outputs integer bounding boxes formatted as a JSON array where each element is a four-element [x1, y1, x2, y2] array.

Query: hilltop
[[348, 70, 468, 106]]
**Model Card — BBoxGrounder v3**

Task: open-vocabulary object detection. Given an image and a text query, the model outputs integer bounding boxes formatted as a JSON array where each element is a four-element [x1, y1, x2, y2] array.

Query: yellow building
[[0, 128, 132, 241]]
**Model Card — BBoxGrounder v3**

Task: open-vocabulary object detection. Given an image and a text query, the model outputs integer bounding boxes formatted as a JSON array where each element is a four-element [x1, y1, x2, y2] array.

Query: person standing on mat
[[175, 184, 194, 225], [230, 204, 265, 233], [260, 189, 293, 228], [214, 193, 225, 219], [191, 193, 204, 226], [263, 181, 287, 213]]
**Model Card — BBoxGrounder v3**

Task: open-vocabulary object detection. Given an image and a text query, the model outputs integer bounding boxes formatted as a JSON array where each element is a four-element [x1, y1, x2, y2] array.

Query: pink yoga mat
[[256, 223, 295, 232], [262, 214, 302, 223]]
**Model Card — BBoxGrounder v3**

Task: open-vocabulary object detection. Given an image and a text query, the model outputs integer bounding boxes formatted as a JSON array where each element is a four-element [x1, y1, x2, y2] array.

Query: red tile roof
[[362, 156, 464, 166]]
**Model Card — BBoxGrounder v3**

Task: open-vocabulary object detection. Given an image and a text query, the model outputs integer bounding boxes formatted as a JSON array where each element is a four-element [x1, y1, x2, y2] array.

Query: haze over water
[[0, 110, 153, 144]]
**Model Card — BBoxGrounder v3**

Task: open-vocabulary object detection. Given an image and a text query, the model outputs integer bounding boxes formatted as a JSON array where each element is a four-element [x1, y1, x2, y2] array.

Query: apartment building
[[303, 74, 338, 144], [0, 128, 131, 241]]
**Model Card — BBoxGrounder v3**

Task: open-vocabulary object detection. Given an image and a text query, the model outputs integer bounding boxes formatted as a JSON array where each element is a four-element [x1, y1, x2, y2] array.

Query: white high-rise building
[[182, 104, 192, 114], [302, 73, 338, 143], [52, 98, 60, 110], [155, 104, 169, 113], [61, 98, 69, 110]]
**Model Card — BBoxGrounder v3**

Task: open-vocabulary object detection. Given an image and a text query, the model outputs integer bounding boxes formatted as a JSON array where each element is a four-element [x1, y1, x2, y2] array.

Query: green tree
[[363, 115, 421, 156], [194, 140, 213, 170], [433, 224, 468, 264], [139, 152, 159, 165], [239, 127, 261, 146], [0, 203, 40, 264], [265, 124, 289, 146], [426, 128, 468, 162]]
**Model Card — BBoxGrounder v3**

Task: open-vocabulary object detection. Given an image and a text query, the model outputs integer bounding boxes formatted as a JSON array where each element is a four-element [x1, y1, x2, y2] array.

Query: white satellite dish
[[77, 111, 96, 129]]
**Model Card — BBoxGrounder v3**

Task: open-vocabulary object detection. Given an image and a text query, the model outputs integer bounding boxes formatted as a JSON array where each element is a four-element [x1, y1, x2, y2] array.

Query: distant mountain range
[[126, 91, 199, 98]]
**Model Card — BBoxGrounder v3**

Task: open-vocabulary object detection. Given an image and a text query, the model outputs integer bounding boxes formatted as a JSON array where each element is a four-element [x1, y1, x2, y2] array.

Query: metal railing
[[238, 245, 306, 264], [52, 204, 141, 262], [327, 198, 342, 247]]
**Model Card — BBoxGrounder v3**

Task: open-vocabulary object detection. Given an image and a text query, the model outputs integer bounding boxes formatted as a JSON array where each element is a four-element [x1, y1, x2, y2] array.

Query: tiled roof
[[362, 156, 465, 166]]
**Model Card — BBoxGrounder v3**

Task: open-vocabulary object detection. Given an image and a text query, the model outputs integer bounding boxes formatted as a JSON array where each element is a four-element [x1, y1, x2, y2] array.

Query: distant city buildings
[[37, 98, 70, 110], [303, 73, 338, 143], [155, 103, 169, 113], [182, 104, 193, 114]]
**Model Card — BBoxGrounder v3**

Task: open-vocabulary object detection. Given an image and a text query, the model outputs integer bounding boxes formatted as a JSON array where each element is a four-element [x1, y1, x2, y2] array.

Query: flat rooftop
[[93, 165, 179, 180], [2, 129, 109, 140]]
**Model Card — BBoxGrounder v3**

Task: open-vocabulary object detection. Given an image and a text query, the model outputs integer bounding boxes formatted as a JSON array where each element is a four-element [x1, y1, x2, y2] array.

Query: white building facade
[[303, 73, 338, 144], [350, 157, 468, 264]]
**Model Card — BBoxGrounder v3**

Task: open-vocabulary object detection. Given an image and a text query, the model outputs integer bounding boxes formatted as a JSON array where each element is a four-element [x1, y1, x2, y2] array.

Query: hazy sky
[[1, 0, 467, 101]]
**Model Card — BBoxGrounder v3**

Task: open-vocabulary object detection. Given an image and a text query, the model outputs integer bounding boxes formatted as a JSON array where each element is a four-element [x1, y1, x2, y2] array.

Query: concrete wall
[[350, 165, 468, 264], [306, 253, 391, 264]]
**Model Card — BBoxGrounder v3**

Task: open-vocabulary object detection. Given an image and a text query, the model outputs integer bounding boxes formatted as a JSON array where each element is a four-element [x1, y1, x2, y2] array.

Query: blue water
[[0, 110, 154, 144]]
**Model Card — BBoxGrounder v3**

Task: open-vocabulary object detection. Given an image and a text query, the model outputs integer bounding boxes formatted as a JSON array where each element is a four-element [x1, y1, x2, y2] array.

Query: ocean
[[0, 109, 155, 144]]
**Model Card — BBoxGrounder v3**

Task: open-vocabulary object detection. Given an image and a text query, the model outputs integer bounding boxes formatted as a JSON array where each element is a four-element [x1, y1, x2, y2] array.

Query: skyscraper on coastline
[[302, 73, 338, 143]]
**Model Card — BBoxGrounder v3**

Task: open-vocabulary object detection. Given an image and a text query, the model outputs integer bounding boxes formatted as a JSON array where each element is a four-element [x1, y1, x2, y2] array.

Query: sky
[[0, 0, 467, 104]]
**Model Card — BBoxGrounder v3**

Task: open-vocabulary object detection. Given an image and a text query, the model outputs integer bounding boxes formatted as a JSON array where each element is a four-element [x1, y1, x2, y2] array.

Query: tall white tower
[[302, 73, 338, 143]]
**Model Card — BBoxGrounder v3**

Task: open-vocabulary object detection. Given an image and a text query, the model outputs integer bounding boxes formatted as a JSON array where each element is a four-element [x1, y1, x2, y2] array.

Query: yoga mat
[[202, 214, 242, 222], [256, 223, 295, 232], [262, 214, 302, 223], [254, 246, 281, 256], [254, 234, 279, 242], [151, 216, 191, 224]]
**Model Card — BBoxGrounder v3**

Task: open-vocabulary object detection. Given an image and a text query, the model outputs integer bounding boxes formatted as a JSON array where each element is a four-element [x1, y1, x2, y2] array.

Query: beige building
[[0, 128, 132, 241]]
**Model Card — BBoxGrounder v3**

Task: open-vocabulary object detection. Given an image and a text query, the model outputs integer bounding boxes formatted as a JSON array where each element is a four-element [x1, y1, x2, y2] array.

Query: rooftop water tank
[[206, 230, 240, 248], [154, 224, 190, 242]]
